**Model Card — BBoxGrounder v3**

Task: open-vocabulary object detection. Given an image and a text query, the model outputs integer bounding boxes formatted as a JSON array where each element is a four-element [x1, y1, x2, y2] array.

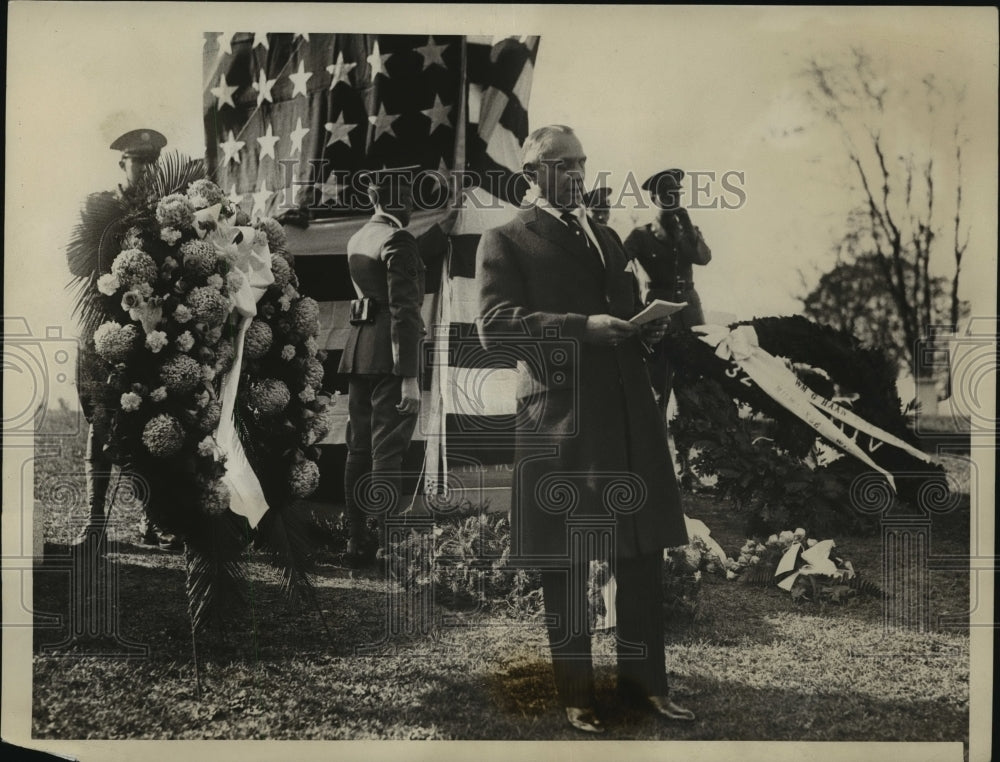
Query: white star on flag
[[421, 94, 452, 134], [252, 32, 270, 50], [211, 32, 233, 59], [252, 181, 273, 218], [288, 60, 313, 98], [253, 69, 277, 106], [366, 41, 391, 81], [315, 172, 344, 205], [368, 103, 400, 141], [326, 52, 357, 89], [430, 157, 451, 192], [257, 124, 280, 161], [324, 113, 358, 148], [228, 184, 245, 208], [415, 36, 448, 69], [289, 117, 310, 156], [210, 73, 238, 109], [220, 131, 245, 165]]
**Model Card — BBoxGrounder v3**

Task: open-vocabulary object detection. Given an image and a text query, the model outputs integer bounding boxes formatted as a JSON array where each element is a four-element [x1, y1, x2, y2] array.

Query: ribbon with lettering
[[693, 325, 933, 491], [200, 207, 276, 527]]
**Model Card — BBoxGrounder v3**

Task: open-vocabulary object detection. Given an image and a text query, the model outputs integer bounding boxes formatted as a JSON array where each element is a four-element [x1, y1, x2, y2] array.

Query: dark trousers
[[344, 374, 419, 547], [541, 551, 667, 707], [85, 425, 111, 523]]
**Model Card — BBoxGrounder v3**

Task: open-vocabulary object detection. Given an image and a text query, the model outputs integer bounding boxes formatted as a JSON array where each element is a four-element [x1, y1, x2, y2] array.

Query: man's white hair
[[521, 124, 575, 169]]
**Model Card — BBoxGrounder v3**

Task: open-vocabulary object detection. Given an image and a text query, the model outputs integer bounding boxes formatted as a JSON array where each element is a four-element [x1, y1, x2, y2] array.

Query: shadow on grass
[[32, 545, 391, 661]]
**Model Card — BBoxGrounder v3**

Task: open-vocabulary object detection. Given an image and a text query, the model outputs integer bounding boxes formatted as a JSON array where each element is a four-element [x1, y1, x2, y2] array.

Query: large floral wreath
[[71, 156, 332, 627]]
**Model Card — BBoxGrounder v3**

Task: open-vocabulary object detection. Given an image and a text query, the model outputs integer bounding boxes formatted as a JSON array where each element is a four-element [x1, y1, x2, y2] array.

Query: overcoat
[[338, 214, 426, 378], [477, 205, 689, 560]]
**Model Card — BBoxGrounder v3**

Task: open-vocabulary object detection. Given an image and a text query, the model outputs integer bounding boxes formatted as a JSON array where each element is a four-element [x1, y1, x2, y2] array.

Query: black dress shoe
[[565, 707, 605, 734], [647, 695, 695, 721]]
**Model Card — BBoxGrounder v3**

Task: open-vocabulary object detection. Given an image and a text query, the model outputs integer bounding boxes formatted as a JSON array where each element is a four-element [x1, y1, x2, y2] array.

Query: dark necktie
[[560, 211, 603, 269]]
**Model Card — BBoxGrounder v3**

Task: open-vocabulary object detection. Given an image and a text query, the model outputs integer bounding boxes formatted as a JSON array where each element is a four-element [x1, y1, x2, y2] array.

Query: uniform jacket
[[624, 214, 711, 329], [338, 213, 426, 377], [476, 205, 689, 560]]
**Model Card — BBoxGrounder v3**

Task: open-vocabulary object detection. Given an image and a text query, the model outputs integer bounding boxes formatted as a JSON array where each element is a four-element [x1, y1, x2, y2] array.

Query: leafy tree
[[803, 49, 970, 380], [800, 247, 962, 373]]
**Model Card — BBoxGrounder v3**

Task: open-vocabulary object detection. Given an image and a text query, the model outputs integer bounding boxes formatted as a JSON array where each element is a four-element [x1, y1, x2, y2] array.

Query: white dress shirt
[[534, 198, 605, 266]]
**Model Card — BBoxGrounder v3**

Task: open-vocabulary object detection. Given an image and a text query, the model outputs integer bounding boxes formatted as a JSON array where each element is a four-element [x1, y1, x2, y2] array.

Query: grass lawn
[[31, 411, 971, 747]]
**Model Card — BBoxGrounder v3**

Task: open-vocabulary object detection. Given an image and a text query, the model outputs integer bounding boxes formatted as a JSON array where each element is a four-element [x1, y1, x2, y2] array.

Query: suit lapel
[[523, 205, 588, 259], [591, 223, 622, 271]]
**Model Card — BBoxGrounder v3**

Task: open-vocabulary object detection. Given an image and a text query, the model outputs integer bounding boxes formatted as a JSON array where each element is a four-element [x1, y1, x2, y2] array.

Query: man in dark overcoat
[[338, 167, 426, 566], [477, 125, 694, 733]]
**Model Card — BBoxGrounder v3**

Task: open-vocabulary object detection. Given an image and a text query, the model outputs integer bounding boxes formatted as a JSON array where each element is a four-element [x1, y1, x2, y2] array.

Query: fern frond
[[147, 151, 207, 198], [65, 190, 127, 278], [254, 502, 317, 599], [847, 573, 887, 599], [739, 562, 778, 587], [183, 512, 251, 633]]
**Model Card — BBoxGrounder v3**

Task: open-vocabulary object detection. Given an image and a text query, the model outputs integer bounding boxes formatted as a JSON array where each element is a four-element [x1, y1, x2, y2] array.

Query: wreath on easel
[[67, 153, 334, 649]]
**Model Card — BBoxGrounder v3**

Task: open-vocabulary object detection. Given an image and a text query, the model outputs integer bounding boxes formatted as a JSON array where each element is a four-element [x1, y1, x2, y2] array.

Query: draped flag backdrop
[[203, 33, 539, 506]]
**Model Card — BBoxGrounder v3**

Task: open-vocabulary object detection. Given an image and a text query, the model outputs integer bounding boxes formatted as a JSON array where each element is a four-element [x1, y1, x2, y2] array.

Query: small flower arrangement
[[725, 527, 878, 604]]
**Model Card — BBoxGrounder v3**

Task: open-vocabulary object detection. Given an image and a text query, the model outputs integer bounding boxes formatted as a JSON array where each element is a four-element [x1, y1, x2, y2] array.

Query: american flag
[[202, 33, 539, 505]]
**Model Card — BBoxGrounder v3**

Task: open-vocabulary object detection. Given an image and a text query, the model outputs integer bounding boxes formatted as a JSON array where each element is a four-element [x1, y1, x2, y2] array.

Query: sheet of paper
[[629, 299, 688, 325]]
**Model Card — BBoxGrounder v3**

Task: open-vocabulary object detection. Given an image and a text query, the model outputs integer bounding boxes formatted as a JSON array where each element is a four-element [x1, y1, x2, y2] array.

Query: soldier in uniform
[[71, 128, 180, 554], [582, 186, 612, 226], [624, 168, 712, 407], [338, 167, 426, 567]]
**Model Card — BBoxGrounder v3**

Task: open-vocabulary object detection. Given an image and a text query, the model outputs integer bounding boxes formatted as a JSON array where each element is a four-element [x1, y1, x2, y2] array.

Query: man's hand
[[584, 315, 639, 347], [397, 376, 421, 415], [640, 317, 671, 345]]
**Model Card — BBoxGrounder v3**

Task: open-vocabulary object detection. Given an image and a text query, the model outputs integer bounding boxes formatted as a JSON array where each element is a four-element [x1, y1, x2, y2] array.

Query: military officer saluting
[[338, 166, 426, 567], [624, 168, 712, 406]]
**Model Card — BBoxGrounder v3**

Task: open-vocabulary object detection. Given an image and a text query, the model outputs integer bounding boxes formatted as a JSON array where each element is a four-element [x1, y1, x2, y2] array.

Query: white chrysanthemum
[[120, 391, 142, 412], [97, 274, 121, 295], [145, 330, 169, 353], [172, 304, 193, 324], [175, 330, 195, 353], [280, 344, 296, 361], [160, 227, 183, 245], [150, 386, 168, 402]]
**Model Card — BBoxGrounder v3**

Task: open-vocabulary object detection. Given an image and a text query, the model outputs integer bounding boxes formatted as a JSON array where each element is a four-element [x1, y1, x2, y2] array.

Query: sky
[[5, 3, 998, 410]]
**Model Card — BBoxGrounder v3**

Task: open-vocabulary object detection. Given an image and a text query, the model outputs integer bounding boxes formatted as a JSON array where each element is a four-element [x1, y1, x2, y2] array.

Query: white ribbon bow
[[195, 206, 277, 527]]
